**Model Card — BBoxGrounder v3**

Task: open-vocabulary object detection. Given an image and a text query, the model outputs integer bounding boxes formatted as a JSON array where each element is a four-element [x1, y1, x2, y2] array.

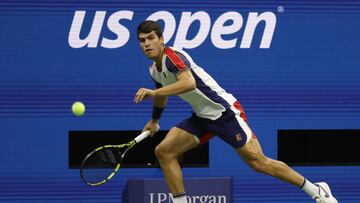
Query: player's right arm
[[142, 80, 167, 136]]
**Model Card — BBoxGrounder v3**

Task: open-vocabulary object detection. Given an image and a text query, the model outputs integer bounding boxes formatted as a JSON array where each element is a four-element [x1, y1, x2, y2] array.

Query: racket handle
[[134, 131, 151, 143]]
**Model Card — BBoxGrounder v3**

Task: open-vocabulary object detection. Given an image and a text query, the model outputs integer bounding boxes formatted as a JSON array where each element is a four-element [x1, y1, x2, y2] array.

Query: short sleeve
[[164, 48, 191, 75]]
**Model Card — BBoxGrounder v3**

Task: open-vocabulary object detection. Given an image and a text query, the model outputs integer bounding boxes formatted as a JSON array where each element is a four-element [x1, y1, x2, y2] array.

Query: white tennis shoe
[[313, 182, 338, 203]]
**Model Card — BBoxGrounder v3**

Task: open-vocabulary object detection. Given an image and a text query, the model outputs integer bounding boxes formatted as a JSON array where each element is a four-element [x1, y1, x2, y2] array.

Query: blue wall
[[1, 0, 359, 202]]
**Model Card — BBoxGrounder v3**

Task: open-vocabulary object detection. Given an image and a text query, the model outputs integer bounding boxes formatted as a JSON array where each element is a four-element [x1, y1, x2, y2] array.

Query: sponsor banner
[[123, 177, 232, 203]]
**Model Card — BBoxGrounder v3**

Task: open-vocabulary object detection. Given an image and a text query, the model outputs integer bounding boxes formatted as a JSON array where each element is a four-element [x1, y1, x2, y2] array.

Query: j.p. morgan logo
[[68, 10, 277, 49], [149, 193, 227, 203]]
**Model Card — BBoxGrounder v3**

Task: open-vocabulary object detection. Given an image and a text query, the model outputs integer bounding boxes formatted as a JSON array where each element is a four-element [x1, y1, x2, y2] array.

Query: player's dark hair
[[137, 20, 163, 39]]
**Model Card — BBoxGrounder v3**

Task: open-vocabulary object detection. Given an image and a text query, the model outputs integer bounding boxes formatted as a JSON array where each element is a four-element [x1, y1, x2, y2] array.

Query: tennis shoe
[[313, 182, 338, 203]]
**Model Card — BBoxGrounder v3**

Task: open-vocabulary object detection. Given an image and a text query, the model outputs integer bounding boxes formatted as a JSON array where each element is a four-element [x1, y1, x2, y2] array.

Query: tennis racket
[[80, 130, 151, 186]]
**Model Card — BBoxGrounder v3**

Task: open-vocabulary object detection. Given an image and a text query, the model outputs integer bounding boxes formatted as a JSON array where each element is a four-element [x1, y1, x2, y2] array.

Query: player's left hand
[[134, 88, 155, 103]]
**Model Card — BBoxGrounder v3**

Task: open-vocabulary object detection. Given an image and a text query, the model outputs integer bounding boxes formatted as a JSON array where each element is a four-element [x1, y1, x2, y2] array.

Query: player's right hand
[[143, 119, 160, 137], [134, 88, 155, 104]]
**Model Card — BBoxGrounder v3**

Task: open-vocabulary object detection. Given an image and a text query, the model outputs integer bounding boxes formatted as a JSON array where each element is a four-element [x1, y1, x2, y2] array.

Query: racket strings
[[80, 142, 136, 185], [86, 148, 123, 168], [80, 133, 149, 186], [81, 147, 125, 184], [97, 149, 120, 164]]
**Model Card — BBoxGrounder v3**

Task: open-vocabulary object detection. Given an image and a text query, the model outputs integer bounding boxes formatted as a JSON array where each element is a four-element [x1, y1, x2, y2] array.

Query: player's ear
[[160, 36, 164, 46]]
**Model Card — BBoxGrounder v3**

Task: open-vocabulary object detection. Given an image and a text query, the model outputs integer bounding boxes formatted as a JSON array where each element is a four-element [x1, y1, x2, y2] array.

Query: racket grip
[[134, 131, 151, 143]]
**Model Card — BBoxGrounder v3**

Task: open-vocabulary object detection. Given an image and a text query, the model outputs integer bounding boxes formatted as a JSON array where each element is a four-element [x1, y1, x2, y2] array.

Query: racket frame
[[80, 131, 150, 186]]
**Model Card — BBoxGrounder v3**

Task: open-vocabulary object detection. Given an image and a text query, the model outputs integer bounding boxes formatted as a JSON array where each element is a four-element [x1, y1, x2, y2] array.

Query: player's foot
[[313, 182, 338, 203]]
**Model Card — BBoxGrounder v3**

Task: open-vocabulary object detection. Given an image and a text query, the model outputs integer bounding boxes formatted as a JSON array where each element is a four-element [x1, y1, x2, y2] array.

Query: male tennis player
[[134, 20, 338, 203]]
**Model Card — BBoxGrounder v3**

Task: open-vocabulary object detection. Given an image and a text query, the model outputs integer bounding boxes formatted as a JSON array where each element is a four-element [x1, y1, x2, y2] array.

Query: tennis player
[[134, 20, 338, 203]]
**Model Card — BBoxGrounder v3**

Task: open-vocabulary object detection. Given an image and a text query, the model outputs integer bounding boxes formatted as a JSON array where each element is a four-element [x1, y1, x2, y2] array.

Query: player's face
[[138, 31, 164, 60]]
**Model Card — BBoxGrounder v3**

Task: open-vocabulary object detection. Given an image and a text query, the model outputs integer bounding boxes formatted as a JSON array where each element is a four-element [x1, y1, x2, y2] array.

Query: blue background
[[1, 0, 359, 202]]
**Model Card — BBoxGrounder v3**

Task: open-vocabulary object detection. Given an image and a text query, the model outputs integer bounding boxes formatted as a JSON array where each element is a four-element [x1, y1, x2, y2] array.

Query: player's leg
[[236, 135, 304, 186], [230, 102, 337, 202], [237, 136, 337, 202], [154, 127, 199, 200], [216, 101, 337, 202]]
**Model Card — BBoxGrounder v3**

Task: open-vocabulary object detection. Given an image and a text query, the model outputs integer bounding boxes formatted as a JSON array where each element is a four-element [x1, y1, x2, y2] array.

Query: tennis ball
[[72, 101, 85, 116]]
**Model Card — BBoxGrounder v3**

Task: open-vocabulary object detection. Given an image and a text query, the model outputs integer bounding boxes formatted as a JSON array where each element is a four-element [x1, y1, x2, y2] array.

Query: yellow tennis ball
[[72, 101, 85, 116]]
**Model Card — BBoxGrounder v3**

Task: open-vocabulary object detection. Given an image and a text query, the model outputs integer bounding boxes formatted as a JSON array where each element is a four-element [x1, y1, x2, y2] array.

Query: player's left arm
[[134, 70, 196, 103]]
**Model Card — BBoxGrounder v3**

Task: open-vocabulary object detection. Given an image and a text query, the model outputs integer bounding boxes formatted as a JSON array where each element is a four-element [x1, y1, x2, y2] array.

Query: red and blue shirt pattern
[[150, 47, 237, 120]]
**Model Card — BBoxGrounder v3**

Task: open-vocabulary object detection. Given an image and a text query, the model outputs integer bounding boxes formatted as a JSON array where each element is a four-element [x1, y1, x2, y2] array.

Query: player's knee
[[154, 144, 175, 161], [154, 145, 164, 159]]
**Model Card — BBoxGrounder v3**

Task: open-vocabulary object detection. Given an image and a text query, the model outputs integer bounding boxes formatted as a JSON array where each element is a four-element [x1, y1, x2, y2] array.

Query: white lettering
[[149, 193, 227, 203], [199, 195, 208, 203], [68, 10, 277, 49], [68, 11, 106, 48], [240, 12, 276, 48], [150, 193, 155, 203], [173, 11, 211, 50], [186, 196, 192, 203], [101, 10, 133, 48], [218, 195, 226, 203], [147, 11, 176, 45], [211, 11, 243, 49], [158, 193, 168, 202], [208, 195, 216, 203], [192, 195, 200, 202]]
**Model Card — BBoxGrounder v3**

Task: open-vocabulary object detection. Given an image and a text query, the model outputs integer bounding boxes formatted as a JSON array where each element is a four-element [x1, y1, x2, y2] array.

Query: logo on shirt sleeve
[[235, 133, 242, 142]]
